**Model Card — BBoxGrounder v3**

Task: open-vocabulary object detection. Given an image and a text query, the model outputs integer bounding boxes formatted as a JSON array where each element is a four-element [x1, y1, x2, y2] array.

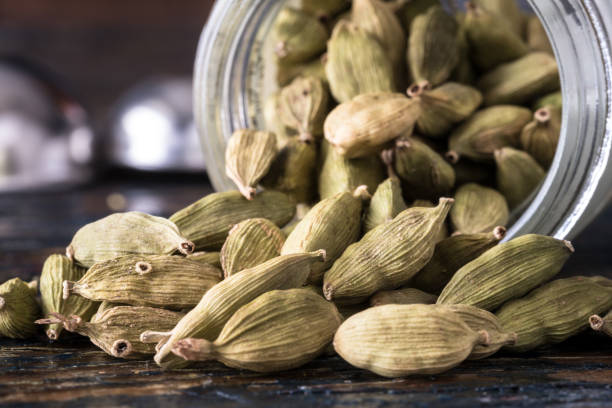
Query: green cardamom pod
[[273, 8, 328, 65], [63, 255, 222, 310], [323, 198, 453, 304], [590, 310, 612, 337], [276, 57, 328, 88], [318, 139, 385, 200], [532, 91, 562, 112], [169, 190, 295, 251], [225, 129, 278, 200], [411, 226, 506, 295], [497, 276, 612, 352], [333, 304, 490, 377], [437, 234, 574, 311], [40, 254, 99, 340], [450, 183, 509, 234], [37, 306, 184, 359], [187, 251, 221, 269], [471, 0, 525, 37], [150, 250, 326, 369], [364, 177, 407, 233], [261, 138, 318, 204], [408, 5, 459, 86], [370, 287, 437, 307], [171, 288, 343, 372], [397, 0, 441, 32], [325, 21, 395, 103], [264, 91, 294, 148], [450, 15, 477, 85], [220, 218, 285, 278], [526, 15, 554, 55], [298, 0, 349, 19], [478, 52, 560, 106], [0, 278, 39, 339], [281, 203, 312, 237], [278, 76, 329, 142], [494, 147, 546, 209], [324, 93, 421, 158], [67, 212, 195, 268], [410, 199, 449, 243], [447, 105, 532, 163], [281, 187, 369, 284], [519, 106, 561, 169], [96, 301, 125, 316]]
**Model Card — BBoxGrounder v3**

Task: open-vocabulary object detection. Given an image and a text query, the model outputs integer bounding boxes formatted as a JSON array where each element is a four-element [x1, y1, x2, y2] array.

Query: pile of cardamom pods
[[1, 0, 611, 378]]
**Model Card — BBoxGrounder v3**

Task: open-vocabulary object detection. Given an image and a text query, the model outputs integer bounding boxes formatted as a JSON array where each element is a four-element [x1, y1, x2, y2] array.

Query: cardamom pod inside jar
[[194, 0, 612, 240]]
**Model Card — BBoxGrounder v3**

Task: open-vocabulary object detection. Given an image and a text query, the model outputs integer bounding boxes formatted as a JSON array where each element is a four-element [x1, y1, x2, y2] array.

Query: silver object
[[109, 78, 205, 172]]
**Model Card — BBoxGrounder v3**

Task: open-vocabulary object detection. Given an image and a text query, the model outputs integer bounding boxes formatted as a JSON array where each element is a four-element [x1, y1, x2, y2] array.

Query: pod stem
[[563, 240, 575, 253], [589, 315, 604, 331], [492, 226, 507, 241], [178, 240, 195, 256], [445, 150, 460, 164], [352, 185, 371, 201], [171, 338, 216, 362], [62, 281, 75, 300], [323, 282, 334, 301], [35, 312, 83, 333], [311, 249, 327, 263], [381, 149, 398, 180], [66, 244, 75, 261], [534, 107, 551, 125], [46, 328, 59, 341], [135, 261, 153, 275], [406, 81, 430, 98], [477, 330, 490, 346], [140, 330, 172, 344], [110, 339, 134, 358], [0, 296, 5, 310]]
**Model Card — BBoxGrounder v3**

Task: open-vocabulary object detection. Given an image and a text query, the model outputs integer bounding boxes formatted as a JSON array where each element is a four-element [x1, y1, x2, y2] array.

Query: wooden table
[[1, 174, 611, 407]]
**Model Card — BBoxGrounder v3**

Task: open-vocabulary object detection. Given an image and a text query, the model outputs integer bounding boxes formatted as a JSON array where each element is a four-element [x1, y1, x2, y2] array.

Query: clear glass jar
[[194, 0, 612, 240]]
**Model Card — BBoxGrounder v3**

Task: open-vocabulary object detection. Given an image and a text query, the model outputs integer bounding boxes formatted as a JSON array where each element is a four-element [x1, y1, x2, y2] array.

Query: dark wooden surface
[[1, 175, 611, 407]]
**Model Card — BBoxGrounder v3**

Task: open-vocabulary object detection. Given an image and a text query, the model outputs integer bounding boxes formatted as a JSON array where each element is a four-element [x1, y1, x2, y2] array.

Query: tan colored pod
[[411, 227, 506, 295], [325, 21, 395, 103], [471, 0, 525, 37], [225, 129, 278, 200], [370, 288, 437, 307], [364, 177, 407, 233], [150, 250, 326, 368], [526, 15, 554, 55], [450, 183, 509, 235], [37, 306, 184, 359], [169, 190, 295, 251], [437, 234, 574, 311], [324, 93, 421, 159], [172, 288, 343, 372], [281, 187, 369, 284], [478, 52, 560, 107], [333, 304, 490, 377], [67, 212, 195, 268], [220, 218, 285, 278], [447, 105, 532, 163], [187, 251, 221, 269], [0, 278, 39, 339], [40, 254, 99, 340], [497, 276, 612, 352], [590, 310, 612, 337], [494, 147, 546, 209], [520, 106, 561, 169], [63, 255, 222, 310], [273, 7, 328, 64], [323, 198, 453, 305], [278, 76, 329, 142]]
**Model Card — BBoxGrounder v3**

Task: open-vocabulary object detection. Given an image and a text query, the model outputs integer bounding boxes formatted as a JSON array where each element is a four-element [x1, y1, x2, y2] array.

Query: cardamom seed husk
[[278, 76, 329, 142], [519, 106, 561, 169], [273, 8, 328, 64], [450, 183, 509, 234], [590, 310, 612, 337], [494, 147, 546, 209], [364, 177, 407, 233], [0, 278, 39, 339], [370, 287, 437, 307]]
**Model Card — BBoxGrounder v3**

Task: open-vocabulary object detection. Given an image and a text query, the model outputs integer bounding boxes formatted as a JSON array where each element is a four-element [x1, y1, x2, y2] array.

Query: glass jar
[[194, 0, 612, 240]]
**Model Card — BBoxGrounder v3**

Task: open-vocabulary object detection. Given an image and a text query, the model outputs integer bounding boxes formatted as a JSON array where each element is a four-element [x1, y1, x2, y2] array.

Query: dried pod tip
[[275, 41, 288, 58], [406, 81, 431, 98], [139, 330, 172, 344], [451, 231, 463, 237], [135, 261, 153, 275], [172, 338, 215, 361], [445, 150, 460, 164], [0, 296, 4, 310], [589, 315, 604, 331], [439, 197, 455, 207], [493, 149, 504, 160], [179, 241, 195, 255], [381, 149, 394, 166], [46, 329, 58, 341], [111, 339, 133, 358], [508, 332, 518, 346], [313, 249, 327, 262], [493, 226, 507, 240], [28, 279, 38, 292], [64, 315, 83, 332], [396, 138, 412, 150], [320, 53, 328, 65], [535, 107, 551, 124], [65, 245, 75, 261], [299, 132, 314, 144], [353, 185, 371, 201], [323, 282, 334, 301], [62, 281, 74, 300], [563, 240, 575, 253], [477, 330, 490, 346]]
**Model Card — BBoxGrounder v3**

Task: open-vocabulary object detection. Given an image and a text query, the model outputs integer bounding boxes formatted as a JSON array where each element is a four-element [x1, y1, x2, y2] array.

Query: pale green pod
[[409, 199, 448, 244], [590, 310, 612, 337], [67, 212, 195, 268], [220, 218, 285, 278], [299, 0, 349, 18], [63, 255, 222, 310], [0, 278, 39, 339], [96, 301, 125, 316], [40, 254, 99, 340], [364, 178, 407, 233], [276, 57, 328, 88], [497, 276, 612, 352], [520, 106, 562, 169], [187, 251, 221, 269], [494, 147, 546, 209], [526, 15, 554, 55], [278, 76, 329, 142], [281, 203, 312, 237], [437, 234, 574, 311], [450, 15, 477, 85], [171, 288, 343, 372], [273, 8, 328, 64], [323, 198, 453, 305], [397, 0, 441, 32], [471, 0, 525, 37], [169, 190, 296, 251], [450, 183, 509, 234], [370, 288, 437, 307], [263, 91, 294, 148]]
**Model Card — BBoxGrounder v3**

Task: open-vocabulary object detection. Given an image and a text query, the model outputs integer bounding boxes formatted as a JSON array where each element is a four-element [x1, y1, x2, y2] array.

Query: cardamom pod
[[526, 15, 554, 55], [225, 129, 278, 199], [171, 288, 343, 372], [447, 105, 532, 163], [220, 218, 285, 278], [324, 93, 421, 158], [0, 278, 39, 339], [264, 91, 294, 148], [533, 91, 562, 112], [281, 186, 369, 284], [261, 138, 317, 204], [411, 226, 506, 295], [278, 76, 329, 142], [96, 301, 124, 316], [410, 199, 448, 243], [437, 234, 574, 311], [273, 8, 328, 64], [318, 139, 385, 200], [281, 203, 312, 237], [450, 183, 509, 234], [298, 0, 349, 19], [276, 57, 328, 88], [471, 0, 525, 37], [590, 310, 612, 337], [463, 2, 528, 71], [40, 254, 99, 340], [364, 177, 407, 233], [397, 0, 440, 32], [169, 190, 295, 251], [450, 16, 477, 85], [325, 21, 395, 103], [187, 251, 221, 269], [519, 106, 561, 169], [494, 147, 546, 209], [323, 198, 453, 304], [333, 304, 490, 377], [453, 160, 496, 187], [150, 250, 326, 368], [496, 276, 612, 352], [408, 5, 459, 86], [370, 287, 437, 307], [63, 255, 222, 310], [67, 212, 195, 268], [478, 52, 560, 106], [37, 306, 184, 359]]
